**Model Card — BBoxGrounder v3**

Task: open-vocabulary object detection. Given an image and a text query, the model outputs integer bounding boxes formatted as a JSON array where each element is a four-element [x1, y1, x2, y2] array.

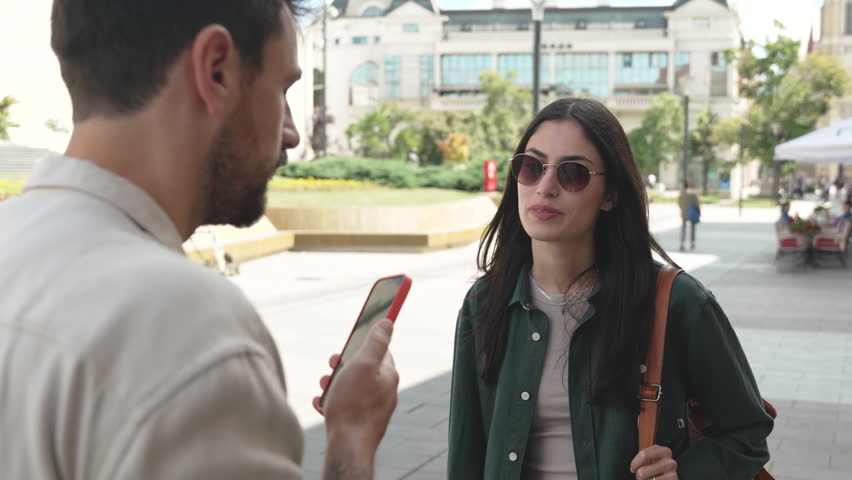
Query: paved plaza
[[232, 202, 852, 480]]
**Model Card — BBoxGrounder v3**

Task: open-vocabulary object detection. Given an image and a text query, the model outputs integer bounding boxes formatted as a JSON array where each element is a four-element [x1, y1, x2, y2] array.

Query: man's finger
[[357, 318, 394, 362]]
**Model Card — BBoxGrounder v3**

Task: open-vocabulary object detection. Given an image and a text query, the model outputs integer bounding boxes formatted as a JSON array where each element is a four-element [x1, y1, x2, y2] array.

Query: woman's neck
[[530, 238, 596, 294]]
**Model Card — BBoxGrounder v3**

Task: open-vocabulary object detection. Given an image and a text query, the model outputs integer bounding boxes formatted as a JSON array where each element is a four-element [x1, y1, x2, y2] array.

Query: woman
[[448, 98, 772, 480]]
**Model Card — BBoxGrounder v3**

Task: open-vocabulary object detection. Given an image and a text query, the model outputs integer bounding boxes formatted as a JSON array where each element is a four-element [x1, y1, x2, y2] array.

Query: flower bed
[[267, 177, 379, 192], [0, 178, 25, 201]]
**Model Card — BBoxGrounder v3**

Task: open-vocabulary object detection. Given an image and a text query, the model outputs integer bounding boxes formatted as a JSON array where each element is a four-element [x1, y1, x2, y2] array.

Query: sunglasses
[[511, 154, 606, 192]]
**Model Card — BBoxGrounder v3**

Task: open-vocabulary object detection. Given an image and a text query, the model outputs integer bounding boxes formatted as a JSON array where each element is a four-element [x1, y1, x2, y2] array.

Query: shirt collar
[[23, 155, 185, 254]]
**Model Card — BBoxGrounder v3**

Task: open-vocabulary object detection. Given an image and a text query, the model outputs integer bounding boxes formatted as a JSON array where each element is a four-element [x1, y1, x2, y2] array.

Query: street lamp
[[321, 3, 339, 158], [531, 0, 544, 113], [682, 94, 689, 187]]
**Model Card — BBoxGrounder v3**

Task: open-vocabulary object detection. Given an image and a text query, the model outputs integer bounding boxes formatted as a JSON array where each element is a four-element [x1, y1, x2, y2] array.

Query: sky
[[0, 0, 826, 151]]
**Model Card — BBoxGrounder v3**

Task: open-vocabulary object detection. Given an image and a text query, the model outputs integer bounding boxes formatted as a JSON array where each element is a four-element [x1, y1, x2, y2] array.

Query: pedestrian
[[0, 1, 398, 479], [447, 98, 772, 479], [678, 181, 700, 251]]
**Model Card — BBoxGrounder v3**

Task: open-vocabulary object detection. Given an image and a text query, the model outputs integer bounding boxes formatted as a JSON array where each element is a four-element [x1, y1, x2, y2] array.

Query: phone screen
[[319, 275, 408, 408]]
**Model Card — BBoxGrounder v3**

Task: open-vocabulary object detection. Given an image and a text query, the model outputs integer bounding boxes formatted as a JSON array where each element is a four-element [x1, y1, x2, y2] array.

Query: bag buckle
[[639, 384, 662, 402]]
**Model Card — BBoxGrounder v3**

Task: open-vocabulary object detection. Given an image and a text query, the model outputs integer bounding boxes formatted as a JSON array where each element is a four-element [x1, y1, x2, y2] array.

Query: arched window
[[351, 63, 379, 86], [361, 6, 383, 17], [350, 62, 379, 106]]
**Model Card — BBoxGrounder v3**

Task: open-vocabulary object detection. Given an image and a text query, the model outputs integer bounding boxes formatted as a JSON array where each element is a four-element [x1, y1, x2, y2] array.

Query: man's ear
[[601, 190, 617, 212], [189, 25, 241, 117]]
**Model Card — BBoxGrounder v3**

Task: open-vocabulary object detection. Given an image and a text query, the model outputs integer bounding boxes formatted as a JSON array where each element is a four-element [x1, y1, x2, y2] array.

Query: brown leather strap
[[638, 264, 682, 451]]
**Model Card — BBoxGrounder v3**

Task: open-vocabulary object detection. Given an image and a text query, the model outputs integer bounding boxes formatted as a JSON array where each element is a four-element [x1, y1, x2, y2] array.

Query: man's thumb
[[360, 318, 393, 361]]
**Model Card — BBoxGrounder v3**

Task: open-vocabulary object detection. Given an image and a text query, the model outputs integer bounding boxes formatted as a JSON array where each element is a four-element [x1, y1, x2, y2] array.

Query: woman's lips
[[529, 204, 562, 221]]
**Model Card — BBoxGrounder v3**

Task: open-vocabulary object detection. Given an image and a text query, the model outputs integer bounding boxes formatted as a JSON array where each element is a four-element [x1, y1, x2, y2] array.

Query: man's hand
[[314, 319, 399, 480]]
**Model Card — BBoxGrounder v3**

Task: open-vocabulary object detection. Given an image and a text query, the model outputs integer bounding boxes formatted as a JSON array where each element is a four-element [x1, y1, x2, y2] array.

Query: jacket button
[[531, 332, 541, 342], [521, 391, 530, 401], [508, 452, 518, 462]]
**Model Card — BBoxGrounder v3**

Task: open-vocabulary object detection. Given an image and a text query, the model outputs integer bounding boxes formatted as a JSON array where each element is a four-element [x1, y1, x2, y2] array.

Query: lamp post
[[321, 2, 329, 158], [738, 122, 745, 217], [531, 0, 544, 113], [682, 94, 689, 187]]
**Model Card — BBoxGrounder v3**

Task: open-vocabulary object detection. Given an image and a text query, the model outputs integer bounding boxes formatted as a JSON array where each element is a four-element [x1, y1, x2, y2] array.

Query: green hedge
[[278, 156, 511, 192]]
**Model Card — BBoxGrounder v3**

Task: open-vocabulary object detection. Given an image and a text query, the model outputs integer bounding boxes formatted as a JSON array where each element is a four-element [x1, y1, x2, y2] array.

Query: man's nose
[[282, 103, 300, 151]]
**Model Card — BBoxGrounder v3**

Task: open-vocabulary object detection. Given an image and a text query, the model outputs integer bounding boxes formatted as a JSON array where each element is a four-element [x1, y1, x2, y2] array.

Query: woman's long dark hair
[[473, 97, 677, 407]]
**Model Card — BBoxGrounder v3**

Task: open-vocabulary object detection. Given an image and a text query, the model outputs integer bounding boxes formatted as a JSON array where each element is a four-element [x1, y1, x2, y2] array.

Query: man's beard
[[201, 123, 271, 228]]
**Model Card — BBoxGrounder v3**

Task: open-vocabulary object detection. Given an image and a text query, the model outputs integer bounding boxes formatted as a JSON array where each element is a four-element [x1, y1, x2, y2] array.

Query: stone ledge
[[185, 231, 295, 263], [290, 224, 486, 252]]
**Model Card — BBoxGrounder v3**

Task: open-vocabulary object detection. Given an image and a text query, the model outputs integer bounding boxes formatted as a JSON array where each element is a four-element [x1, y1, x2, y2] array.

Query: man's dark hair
[[51, 0, 305, 122]]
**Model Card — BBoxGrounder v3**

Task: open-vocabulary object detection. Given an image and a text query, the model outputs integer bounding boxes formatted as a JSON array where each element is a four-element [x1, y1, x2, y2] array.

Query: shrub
[[278, 156, 512, 192]]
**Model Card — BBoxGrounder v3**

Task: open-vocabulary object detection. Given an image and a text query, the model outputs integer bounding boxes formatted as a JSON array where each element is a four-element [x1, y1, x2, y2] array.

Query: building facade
[[807, 0, 852, 182], [313, 0, 741, 170]]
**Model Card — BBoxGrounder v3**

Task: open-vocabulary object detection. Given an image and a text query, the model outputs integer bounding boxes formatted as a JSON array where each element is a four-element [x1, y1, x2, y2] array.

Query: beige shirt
[[0, 156, 303, 479], [523, 275, 589, 480]]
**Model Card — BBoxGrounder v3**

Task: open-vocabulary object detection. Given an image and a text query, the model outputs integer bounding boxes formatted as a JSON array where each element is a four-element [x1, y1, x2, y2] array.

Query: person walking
[[678, 181, 701, 251]]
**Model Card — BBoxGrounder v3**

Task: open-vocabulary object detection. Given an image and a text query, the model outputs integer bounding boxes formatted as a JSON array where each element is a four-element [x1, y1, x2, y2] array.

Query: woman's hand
[[630, 445, 678, 480]]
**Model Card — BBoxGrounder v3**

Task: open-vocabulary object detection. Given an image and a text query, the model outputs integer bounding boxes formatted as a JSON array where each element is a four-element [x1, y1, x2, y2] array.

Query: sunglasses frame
[[510, 153, 607, 192]]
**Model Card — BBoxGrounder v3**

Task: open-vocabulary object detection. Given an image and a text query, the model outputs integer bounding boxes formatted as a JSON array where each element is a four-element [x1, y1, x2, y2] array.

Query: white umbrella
[[774, 117, 852, 164]]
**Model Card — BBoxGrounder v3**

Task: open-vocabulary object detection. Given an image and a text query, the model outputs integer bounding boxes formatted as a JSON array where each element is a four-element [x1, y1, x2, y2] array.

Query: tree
[[734, 31, 851, 197], [45, 118, 69, 134], [477, 70, 532, 154], [344, 102, 414, 158], [689, 109, 719, 195], [0, 96, 19, 141], [438, 133, 470, 166], [628, 93, 683, 175]]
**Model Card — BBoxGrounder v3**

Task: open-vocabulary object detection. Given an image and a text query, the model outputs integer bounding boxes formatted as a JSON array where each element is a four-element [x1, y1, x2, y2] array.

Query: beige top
[[522, 275, 590, 480], [0, 156, 303, 479]]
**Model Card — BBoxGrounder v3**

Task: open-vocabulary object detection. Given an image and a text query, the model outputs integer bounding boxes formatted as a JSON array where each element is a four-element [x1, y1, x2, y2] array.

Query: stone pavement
[[234, 203, 852, 480]]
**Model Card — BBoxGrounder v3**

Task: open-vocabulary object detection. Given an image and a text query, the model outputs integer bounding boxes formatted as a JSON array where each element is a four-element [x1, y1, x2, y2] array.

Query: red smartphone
[[316, 274, 412, 413]]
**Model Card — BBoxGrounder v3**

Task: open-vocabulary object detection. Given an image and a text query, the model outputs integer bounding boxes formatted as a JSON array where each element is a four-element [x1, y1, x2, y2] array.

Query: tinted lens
[[557, 162, 591, 192], [511, 155, 544, 186]]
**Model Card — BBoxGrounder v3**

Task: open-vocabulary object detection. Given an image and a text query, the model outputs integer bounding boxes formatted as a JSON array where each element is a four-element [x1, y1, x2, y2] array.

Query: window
[[692, 17, 711, 29], [517, 22, 530, 30], [497, 54, 548, 85], [615, 52, 669, 92], [635, 19, 647, 29], [385, 56, 401, 99], [710, 51, 728, 97], [674, 52, 690, 94], [420, 55, 434, 99], [350, 62, 379, 106], [441, 54, 492, 86], [554, 53, 609, 97], [403, 23, 419, 33], [461, 23, 473, 32], [361, 6, 383, 17], [352, 36, 368, 45], [351, 63, 379, 85], [575, 20, 587, 30], [374, 36, 381, 44]]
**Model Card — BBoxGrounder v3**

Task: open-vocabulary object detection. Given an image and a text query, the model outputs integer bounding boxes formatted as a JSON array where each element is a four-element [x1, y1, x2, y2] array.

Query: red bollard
[[483, 159, 498, 192]]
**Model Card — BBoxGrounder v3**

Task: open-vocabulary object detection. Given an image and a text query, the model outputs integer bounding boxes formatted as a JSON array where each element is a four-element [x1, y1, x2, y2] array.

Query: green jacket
[[448, 264, 773, 480]]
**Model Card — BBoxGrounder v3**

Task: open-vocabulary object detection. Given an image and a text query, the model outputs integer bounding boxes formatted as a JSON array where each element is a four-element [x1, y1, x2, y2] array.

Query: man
[[678, 181, 701, 251], [0, 1, 397, 479]]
